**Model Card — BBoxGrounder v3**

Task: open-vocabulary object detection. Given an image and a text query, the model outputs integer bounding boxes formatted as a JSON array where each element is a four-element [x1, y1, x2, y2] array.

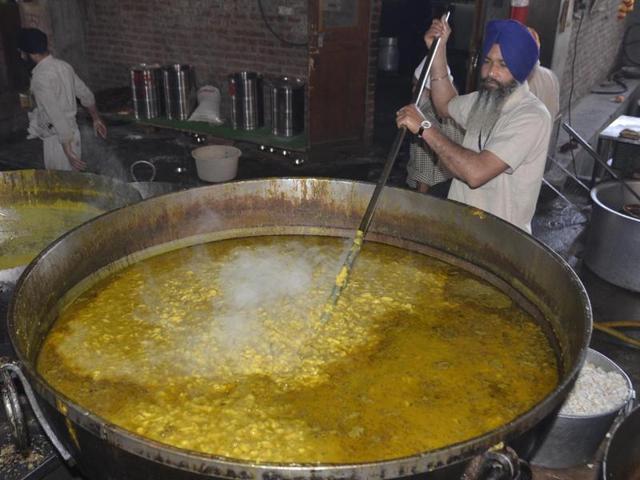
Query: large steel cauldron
[[0, 169, 142, 283], [584, 180, 640, 292], [6, 178, 592, 480]]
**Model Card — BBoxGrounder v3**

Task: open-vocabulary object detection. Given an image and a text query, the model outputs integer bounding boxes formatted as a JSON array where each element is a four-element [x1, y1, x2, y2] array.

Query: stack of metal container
[[130, 63, 163, 120], [228, 71, 264, 130], [269, 76, 305, 137], [162, 64, 196, 120], [130, 63, 195, 120]]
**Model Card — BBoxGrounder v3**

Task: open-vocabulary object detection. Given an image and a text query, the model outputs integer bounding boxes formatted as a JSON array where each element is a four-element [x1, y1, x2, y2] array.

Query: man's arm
[[421, 127, 508, 188], [62, 141, 86, 171], [423, 17, 457, 119], [85, 103, 107, 139], [397, 105, 508, 188], [74, 72, 107, 139]]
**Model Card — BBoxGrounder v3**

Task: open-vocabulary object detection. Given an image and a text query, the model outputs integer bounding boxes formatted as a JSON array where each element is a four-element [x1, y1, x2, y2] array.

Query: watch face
[[420, 120, 432, 129]]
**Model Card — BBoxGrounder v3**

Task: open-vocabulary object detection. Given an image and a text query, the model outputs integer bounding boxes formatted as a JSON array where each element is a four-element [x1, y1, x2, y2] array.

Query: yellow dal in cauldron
[[0, 200, 105, 270], [37, 236, 558, 463]]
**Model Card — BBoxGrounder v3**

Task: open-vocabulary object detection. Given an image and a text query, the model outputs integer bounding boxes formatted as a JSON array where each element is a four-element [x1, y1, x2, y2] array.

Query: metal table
[[595, 114, 640, 184]]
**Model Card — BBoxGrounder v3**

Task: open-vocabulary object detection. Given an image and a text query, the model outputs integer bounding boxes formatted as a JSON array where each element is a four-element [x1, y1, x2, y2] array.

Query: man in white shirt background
[[17, 28, 107, 171]]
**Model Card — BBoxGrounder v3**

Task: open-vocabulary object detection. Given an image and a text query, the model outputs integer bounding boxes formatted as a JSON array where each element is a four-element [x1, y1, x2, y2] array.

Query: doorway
[[308, 0, 371, 146], [372, 0, 482, 149]]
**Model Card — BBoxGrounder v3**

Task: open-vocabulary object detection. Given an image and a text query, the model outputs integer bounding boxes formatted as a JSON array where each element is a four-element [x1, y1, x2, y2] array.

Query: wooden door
[[465, 0, 487, 93], [308, 0, 371, 146], [465, 0, 511, 93]]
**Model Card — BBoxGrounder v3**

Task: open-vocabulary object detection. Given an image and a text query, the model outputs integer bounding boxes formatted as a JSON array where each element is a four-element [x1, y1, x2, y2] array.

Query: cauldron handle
[[130, 160, 157, 182], [0, 362, 75, 465], [1, 366, 28, 450], [465, 446, 531, 480], [623, 388, 636, 416]]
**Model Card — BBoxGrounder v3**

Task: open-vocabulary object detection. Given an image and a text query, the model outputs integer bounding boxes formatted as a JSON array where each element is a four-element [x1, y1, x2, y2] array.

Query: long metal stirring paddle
[[319, 13, 451, 322]]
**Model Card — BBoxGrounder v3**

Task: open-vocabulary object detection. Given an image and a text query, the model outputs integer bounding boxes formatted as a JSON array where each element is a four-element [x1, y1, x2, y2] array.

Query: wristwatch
[[416, 120, 432, 138]]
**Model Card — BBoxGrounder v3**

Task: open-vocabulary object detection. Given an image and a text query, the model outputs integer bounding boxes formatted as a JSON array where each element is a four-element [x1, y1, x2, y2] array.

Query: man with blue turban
[[396, 18, 551, 233]]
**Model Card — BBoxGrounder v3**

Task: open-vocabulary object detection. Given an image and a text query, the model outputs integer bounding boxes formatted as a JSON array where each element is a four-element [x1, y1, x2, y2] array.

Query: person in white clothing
[[526, 27, 560, 120], [406, 59, 463, 196], [396, 18, 551, 233], [527, 64, 559, 121], [18, 28, 107, 171]]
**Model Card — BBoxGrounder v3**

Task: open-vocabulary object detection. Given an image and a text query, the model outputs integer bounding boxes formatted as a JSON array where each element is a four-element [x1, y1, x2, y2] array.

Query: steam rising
[[52, 236, 383, 389], [204, 240, 348, 381], [221, 245, 315, 309], [80, 124, 128, 181]]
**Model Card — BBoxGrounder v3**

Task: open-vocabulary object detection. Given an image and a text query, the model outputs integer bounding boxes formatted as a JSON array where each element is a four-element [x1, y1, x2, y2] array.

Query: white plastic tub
[[192, 145, 241, 183]]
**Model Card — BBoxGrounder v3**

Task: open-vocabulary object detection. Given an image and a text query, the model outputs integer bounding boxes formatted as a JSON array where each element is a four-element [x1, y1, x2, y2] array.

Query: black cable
[[567, 10, 585, 177], [257, 0, 308, 47], [590, 22, 640, 95], [590, 74, 627, 95]]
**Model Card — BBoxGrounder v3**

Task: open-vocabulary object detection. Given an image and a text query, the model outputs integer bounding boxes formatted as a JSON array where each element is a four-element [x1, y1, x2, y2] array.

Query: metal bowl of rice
[[530, 348, 635, 468]]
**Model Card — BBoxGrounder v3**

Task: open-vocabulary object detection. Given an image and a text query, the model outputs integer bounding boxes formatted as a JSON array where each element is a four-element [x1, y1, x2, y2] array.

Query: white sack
[[188, 85, 224, 125]]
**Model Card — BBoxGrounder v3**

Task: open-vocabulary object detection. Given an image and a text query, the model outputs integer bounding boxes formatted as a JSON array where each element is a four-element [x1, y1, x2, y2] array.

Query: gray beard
[[466, 79, 519, 149]]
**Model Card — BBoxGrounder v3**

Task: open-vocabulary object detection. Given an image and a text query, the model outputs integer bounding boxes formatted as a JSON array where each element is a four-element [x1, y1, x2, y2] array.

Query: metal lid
[[229, 71, 261, 80], [161, 63, 193, 72], [269, 76, 305, 89], [130, 63, 162, 71]]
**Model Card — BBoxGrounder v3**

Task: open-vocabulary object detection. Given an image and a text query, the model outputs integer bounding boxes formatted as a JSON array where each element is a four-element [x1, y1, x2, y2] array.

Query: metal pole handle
[[320, 12, 451, 323], [1, 366, 29, 450], [414, 12, 451, 108], [358, 10, 451, 236], [1, 362, 75, 465]]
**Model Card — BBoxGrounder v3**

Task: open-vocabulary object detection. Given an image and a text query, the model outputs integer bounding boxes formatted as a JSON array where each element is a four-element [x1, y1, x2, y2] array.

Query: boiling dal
[[38, 236, 558, 463], [0, 200, 105, 270]]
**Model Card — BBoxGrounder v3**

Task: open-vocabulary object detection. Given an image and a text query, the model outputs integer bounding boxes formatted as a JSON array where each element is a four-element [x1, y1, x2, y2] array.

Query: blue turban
[[482, 20, 539, 83]]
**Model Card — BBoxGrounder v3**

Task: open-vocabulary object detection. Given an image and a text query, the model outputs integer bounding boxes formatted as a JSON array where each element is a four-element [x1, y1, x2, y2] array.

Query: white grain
[[560, 362, 629, 416]]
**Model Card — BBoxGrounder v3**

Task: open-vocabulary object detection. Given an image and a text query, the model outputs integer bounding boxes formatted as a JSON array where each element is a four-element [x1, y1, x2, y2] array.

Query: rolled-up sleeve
[[31, 75, 76, 144], [73, 72, 95, 108]]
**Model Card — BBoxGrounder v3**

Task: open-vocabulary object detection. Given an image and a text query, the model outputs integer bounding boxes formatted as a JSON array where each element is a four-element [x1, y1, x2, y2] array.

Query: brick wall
[[83, 0, 309, 104], [559, 0, 628, 113], [18, 1, 54, 44], [16, 0, 383, 146], [364, 1, 382, 147]]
